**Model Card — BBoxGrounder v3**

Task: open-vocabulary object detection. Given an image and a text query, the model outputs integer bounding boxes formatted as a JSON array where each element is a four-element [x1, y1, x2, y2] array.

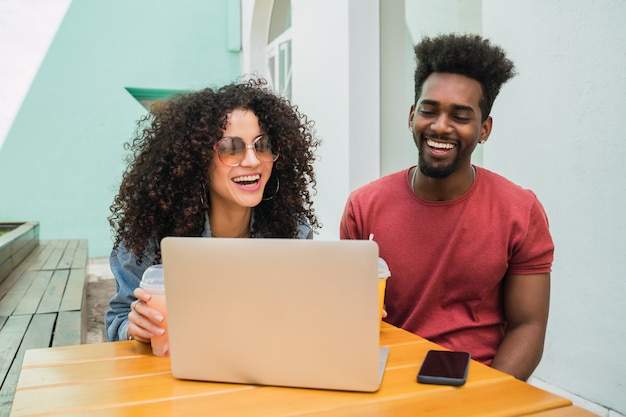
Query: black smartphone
[[416, 350, 471, 386]]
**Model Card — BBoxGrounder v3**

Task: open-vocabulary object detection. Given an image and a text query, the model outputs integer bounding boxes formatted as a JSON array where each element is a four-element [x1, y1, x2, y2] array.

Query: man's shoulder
[[475, 167, 549, 222], [477, 166, 539, 201]]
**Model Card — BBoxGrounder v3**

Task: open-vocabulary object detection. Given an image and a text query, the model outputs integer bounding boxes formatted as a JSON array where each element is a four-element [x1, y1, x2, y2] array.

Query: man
[[340, 34, 554, 381]]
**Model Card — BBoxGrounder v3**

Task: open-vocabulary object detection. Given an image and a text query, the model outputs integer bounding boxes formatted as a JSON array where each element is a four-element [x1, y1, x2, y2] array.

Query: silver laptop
[[161, 237, 389, 392]]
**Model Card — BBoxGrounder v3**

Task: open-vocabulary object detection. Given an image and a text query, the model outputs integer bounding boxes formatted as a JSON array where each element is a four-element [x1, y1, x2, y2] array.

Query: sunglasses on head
[[213, 134, 280, 167]]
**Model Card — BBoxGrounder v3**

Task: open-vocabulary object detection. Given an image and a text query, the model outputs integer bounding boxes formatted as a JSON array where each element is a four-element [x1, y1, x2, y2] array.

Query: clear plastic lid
[[378, 257, 391, 279], [140, 264, 165, 292]]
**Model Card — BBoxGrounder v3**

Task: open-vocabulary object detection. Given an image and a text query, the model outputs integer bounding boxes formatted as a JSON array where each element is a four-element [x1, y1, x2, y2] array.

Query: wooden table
[[9, 323, 594, 417]]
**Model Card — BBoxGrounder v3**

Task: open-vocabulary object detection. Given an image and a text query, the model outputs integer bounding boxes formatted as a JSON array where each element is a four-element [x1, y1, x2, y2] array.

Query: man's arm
[[491, 272, 550, 380], [339, 199, 360, 240]]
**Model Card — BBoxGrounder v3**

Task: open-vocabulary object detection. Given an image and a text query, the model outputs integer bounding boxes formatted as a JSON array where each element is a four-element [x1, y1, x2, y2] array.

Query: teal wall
[[0, 0, 241, 257]]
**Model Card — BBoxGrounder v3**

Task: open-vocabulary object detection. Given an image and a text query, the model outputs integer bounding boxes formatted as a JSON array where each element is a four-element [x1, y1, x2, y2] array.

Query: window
[[266, 0, 292, 99]]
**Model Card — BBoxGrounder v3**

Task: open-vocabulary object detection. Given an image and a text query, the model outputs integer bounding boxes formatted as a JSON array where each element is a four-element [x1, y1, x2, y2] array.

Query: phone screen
[[417, 350, 470, 386]]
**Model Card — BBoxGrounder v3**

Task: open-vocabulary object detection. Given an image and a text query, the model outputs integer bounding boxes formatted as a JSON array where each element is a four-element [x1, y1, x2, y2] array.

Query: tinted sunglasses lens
[[215, 136, 278, 166], [216, 137, 245, 165], [254, 136, 279, 162]]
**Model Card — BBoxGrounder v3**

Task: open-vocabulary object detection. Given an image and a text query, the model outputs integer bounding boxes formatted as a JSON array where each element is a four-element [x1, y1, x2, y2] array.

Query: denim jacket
[[105, 215, 313, 342]]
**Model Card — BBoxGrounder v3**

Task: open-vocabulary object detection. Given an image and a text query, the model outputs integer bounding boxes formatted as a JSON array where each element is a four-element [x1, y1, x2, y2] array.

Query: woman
[[106, 78, 320, 343]]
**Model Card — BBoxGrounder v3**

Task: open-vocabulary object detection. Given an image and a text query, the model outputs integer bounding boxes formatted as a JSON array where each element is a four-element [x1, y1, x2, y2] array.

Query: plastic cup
[[378, 257, 391, 326], [140, 265, 169, 356]]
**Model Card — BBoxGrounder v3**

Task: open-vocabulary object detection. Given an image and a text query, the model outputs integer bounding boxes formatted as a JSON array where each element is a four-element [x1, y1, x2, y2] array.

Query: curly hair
[[413, 34, 516, 121], [109, 78, 320, 262]]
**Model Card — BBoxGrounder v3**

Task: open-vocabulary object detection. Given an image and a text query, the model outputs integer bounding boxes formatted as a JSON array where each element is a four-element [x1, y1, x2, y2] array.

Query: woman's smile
[[232, 173, 262, 190]]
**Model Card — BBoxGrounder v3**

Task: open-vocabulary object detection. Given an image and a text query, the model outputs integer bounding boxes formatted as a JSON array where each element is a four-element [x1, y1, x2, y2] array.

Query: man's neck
[[412, 165, 476, 201]]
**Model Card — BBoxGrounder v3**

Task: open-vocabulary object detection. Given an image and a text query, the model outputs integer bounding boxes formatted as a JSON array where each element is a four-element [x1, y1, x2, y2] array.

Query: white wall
[[0, 0, 71, 150], [290, 0, 381, 239], [242, 0, 381, 240], [379, 0, 415, 177], [240, 0, 272, 76], [482, 1, 626, 414]]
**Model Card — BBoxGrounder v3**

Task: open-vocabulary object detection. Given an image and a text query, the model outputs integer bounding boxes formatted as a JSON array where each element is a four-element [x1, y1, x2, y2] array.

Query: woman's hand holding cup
[[128, 287, 166, 344], [128, 265, 169, 356]]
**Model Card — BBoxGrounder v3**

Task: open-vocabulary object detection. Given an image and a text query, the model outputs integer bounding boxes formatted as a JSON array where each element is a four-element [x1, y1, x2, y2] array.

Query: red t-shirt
[[340, 166, 554, 364]]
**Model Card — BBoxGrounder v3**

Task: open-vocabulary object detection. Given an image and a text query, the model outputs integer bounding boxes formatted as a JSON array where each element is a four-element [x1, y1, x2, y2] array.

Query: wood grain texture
[[9, 323, 574, 417]]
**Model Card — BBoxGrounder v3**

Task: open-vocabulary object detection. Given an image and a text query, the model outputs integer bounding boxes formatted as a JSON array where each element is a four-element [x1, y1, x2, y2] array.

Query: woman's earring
[[262, 176, 280, 201], [200, 181, 208, 208]]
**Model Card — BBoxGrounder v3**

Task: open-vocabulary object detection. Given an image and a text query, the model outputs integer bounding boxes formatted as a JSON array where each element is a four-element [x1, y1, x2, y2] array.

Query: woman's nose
[[239, 146, 261, 166]]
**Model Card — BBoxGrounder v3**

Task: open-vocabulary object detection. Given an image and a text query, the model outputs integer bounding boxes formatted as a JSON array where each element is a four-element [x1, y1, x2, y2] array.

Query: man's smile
[[426, 138, 456, 150]]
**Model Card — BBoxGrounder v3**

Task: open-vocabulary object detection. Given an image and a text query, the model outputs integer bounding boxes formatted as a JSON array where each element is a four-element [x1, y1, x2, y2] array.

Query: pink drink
[[140, 265, 169, 356], [145, 290, 169, 356]]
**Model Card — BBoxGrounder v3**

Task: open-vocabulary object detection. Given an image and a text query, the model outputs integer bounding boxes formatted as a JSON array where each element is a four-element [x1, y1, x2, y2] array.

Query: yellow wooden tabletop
[[10, 323, 573, 417]]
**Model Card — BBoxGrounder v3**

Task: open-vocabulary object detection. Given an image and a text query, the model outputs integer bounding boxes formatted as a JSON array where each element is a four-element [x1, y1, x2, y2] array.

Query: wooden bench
[[0, 239, 88, 417]]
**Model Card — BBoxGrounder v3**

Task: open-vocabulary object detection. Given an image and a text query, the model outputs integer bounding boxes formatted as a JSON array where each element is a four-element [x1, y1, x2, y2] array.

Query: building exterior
[[0, 0, 241, 257], [1, 0, 624, 414]]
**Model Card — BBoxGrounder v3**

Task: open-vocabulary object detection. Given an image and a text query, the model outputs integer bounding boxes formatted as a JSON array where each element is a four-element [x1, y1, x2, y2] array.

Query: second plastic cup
[[377, 257, 391, 326], [140, 264, 169, 357]]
